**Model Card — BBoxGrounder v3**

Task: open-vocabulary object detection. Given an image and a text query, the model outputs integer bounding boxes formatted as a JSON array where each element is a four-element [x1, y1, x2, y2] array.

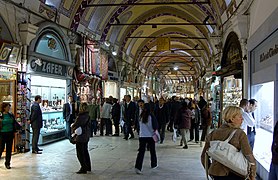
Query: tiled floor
[[0, 132, 207, 180]]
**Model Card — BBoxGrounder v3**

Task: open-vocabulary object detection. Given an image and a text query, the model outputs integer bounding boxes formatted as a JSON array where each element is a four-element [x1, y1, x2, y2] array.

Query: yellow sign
[[157, 37, 170, 51]]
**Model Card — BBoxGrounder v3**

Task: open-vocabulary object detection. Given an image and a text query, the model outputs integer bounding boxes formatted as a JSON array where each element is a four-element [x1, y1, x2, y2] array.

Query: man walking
[[123, 95, 136, 140], [29, 95, 43, 154]]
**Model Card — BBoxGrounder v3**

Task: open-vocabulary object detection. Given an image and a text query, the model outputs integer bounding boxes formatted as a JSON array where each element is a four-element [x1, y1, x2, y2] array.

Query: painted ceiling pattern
[[41, 0, 241, 83]]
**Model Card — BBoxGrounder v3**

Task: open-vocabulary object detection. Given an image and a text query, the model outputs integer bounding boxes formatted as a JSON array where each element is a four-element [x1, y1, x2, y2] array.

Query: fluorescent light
[[104, 41, 110, 47], [112, 51, 117, 56], [173, 66, 179, 71]]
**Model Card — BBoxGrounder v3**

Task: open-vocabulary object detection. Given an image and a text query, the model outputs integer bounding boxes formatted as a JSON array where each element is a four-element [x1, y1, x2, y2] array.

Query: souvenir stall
[[27, 25, 74, 145], [73, 39, 102, 104], [0, 15, 27, 152], [248, 17, 278, 179]]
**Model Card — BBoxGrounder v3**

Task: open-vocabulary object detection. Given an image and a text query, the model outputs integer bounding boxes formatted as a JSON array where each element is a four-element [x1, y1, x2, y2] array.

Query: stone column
[[240, 38, 248, 98]]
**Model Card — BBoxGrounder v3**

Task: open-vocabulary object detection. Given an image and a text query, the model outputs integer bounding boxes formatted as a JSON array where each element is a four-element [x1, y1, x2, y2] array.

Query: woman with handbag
[[201, 106, 256, 180], [0, 103, 21, 169], [71, 102, 91, 174], [134, 104, 158, 174]]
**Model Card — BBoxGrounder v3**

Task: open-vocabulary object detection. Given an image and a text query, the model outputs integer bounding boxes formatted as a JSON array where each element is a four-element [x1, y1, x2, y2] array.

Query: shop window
[[252, 81, 273, 170], [35, 33, 66, 60]]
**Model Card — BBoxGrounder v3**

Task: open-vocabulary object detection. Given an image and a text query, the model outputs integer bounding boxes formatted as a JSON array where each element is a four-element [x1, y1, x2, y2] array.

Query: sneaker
[[183, 145, 188, 149], [135, 168, 142, 174], [151, 165, 158, 169]]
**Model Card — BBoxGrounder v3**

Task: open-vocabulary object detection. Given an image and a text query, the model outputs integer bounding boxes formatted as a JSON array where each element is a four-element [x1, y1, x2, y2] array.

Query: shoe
[[180, 143, 183, 146], [37, 148, 43, 151], [76, 170, 87, 174], [112, 134, 119, 136], [195, 141, 199, 143], [129, 136, 134, 139], [5, 164, 11, 169], [188, 139, 193, 142], [32, 150, 42, 154], [123, 137, 128, 140], [183, 145, 188, 149], [151, 165, 158, 169], [135, 168, 142, 174]]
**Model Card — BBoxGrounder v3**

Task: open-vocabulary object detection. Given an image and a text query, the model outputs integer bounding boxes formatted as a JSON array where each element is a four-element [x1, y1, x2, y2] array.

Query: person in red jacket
[[175, 102, 192, 149]]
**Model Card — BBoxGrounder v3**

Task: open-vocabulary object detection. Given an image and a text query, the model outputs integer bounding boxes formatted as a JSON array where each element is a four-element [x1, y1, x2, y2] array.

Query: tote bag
[[206, 130, 251, 177]]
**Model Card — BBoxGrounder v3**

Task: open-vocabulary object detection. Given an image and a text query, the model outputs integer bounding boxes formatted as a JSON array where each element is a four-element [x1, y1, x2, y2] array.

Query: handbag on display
[[152, 130, 160, 143], [206, 130, 251, 178]]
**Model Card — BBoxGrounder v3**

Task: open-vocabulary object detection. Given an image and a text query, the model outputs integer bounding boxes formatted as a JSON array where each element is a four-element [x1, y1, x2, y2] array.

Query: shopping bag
[[172, 128, 177, 142], [152, 130, 160, 143], [206, 130, 251, 177]]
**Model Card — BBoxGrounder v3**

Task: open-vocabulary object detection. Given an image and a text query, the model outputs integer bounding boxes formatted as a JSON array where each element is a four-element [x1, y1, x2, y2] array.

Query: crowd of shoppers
[[1, 93, 266, 179]]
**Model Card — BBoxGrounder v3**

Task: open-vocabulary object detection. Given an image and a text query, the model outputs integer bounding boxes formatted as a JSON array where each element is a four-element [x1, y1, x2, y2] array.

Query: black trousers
[[32, 128, 41, 151], [105, 118, 112, 135], [135, 137, 157, 171], [76, 142, 91, 171], [66, 121, 71, 139], [158, 123, 166, 143], [124, 121, 134, 139], [189, 122, 199, 142], [91, 120, 98, 136], [0, 132, 14, 166]]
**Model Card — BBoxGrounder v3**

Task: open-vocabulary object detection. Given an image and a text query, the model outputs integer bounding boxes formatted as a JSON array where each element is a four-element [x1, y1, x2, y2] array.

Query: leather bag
[[206, 130, 251, 177]]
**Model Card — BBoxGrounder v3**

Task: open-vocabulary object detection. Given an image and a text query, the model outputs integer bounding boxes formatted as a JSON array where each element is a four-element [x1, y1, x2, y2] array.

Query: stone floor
[[0, 132, 208, 180]]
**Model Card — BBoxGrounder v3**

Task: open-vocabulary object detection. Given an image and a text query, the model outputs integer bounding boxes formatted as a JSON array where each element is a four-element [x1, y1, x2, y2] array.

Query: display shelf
[[32, 110, 66, 145]]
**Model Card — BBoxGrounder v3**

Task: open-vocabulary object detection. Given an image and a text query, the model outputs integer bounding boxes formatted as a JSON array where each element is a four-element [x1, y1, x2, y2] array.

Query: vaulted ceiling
[[44, 0, 232, 84]]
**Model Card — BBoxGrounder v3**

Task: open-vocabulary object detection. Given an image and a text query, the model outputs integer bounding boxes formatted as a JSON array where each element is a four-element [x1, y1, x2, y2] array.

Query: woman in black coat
[[71, 102, 91, 174]]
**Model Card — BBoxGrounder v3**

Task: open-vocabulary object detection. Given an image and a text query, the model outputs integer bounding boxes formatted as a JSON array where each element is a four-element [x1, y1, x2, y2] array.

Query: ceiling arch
[[50, 0, 236, 84]]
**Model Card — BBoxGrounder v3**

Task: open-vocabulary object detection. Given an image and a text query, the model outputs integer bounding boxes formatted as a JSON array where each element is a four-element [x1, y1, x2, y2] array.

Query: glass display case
[[252, 81, 274, 170], [30, 76, 66, 145], [222, 75, 242, 110]]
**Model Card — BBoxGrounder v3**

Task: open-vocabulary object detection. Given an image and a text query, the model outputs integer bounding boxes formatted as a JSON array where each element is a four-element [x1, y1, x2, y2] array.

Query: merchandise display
[[222, 76, 242, 110], [30, 76, 67, 145]]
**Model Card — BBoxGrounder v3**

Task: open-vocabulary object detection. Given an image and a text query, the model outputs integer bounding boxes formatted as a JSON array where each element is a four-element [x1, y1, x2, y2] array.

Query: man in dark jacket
[[29, 95, 43, 154], [111, 98, 121, 136], [155, 97, 169, 144], [63, 95, 76, 139], [123, 95, 136, 140]]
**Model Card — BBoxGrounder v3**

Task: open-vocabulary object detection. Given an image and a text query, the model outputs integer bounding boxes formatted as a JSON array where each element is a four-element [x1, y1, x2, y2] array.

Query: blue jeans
[[247, 131, 255, 150], [269, 163, 278, 180]]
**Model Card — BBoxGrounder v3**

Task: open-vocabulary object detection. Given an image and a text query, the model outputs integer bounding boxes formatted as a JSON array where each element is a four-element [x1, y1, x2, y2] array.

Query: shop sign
[[259, 44, 278, 62], [29, 58, 66, 76], [252, 29, 278, 72]]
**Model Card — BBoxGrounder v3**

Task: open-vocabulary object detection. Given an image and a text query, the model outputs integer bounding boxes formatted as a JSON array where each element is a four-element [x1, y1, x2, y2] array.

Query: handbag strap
[[224, 129, 237, 143]]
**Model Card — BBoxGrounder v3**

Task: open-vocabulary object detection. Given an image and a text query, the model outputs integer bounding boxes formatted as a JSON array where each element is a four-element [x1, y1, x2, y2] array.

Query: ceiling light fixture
[[112, 50, 117, 56], [104, 41, 110, 47], [173, 66, 179, 71]]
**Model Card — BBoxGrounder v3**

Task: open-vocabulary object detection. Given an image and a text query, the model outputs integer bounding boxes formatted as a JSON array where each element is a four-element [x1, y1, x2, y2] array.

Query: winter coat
[[71, 111, 90, 143], [175, 107, 192, 129]]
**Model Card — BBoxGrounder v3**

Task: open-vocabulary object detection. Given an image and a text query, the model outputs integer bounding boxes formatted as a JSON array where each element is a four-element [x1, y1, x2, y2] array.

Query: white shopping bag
[[120, 119, 125, 128], [172, 128, 177, 142]]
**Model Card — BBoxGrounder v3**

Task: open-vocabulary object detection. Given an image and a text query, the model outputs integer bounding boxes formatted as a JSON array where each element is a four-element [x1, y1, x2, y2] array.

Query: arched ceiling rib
[[52, 0, 230, 83]]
